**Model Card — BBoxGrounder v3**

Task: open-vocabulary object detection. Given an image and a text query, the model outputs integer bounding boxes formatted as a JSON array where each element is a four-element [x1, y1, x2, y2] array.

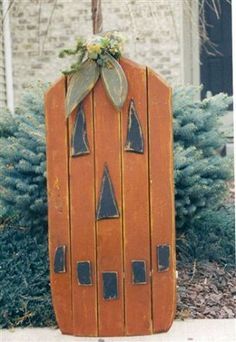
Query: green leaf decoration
[[101, 53, 128, 110], [66, 59, 100, 117]]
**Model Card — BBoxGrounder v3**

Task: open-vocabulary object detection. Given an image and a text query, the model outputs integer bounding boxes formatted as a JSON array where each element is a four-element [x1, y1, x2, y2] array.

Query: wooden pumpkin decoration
[[45, 56, 176, 337]]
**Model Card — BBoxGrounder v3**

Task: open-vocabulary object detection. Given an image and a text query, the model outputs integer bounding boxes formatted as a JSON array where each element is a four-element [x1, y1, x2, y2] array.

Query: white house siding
[[0, 0, 7, 108], [9, 0, 183, 104]]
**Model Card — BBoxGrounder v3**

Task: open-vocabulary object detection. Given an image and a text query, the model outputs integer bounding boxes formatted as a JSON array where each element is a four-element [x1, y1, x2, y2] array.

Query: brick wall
[[10, 0, 183, 104]]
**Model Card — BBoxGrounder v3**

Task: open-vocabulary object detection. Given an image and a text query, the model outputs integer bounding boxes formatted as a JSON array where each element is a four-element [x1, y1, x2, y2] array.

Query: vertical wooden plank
[[93, 79, 124, 336], [68, 92, 98, 336], [44, 77, 73, 334], [120, 59, 152, 335], [147, 68, 176, 333]]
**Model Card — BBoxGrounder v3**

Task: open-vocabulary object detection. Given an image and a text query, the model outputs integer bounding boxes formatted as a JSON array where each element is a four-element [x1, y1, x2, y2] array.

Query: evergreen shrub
[[177, 204, 235, 265], [0, 84, 47, 229], [173, 86, 232, 229], [0, 225, 55, 328]]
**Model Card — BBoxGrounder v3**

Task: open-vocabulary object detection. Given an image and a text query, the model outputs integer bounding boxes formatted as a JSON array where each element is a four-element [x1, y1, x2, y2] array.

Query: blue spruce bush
[[0, 84, 47, 230], [173, 86, 232, 228]]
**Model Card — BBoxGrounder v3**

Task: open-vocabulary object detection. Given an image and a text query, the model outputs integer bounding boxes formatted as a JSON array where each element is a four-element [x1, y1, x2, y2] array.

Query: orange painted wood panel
[[93, 79, 124, 336], [147, 68, 176, 333], [44, 77, 73, 334], [45, 60, 176, 337], [120, 59, 152, 335], [68, 91, 98, 336]]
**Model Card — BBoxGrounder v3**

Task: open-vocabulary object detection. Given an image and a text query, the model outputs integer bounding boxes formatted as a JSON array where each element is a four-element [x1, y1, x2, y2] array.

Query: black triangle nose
[[96, 165, 119, 220]]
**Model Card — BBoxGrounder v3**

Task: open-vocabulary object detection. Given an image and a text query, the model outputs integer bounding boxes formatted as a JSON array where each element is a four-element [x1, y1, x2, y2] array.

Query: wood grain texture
[[44, 77, 73, 334], [68, 91, 98, 336], [120, 58, 152, 335], [147, 67, 176, 333], [93, 78, 124, 337]]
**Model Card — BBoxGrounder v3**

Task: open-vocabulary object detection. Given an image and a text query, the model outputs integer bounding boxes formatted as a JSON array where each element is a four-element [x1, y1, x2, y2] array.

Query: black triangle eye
[[71, 105, 90, 157], [54, 245, 66, 273], [96, 165, 119, 221], [125, 99, 144, 154]]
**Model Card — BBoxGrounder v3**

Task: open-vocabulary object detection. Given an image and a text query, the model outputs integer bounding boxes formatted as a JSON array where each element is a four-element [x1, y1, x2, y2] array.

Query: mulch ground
[[176, 262, 236, 319]]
